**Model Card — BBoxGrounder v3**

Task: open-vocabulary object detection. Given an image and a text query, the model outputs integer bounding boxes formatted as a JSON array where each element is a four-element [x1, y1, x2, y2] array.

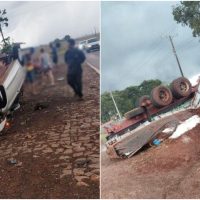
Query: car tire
[[124, 107, 144, 119], [151, 85, 173, 108], [137, 95, 151, 107], [170, 77, 192, 99]]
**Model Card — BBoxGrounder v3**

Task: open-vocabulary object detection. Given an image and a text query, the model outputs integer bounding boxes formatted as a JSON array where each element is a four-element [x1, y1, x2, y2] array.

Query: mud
[[101, 108, 200, 199]]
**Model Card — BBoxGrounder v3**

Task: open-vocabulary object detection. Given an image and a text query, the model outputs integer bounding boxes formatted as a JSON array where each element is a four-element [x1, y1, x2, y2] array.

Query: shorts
[[26, 70, 35, 83], [42, 66, 52, 74]]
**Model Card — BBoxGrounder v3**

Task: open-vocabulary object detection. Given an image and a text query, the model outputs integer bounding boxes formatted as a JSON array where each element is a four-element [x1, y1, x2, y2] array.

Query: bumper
[[86, 44, 100, 52]]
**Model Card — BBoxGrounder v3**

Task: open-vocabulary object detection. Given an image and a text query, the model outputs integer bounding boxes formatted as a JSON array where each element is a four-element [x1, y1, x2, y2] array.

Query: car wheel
[[170, 77, 192, 99], [151, 85, 173, 108]]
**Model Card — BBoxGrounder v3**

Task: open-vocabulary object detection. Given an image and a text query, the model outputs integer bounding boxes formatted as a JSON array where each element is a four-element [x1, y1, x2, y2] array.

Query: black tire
[[170, 77, 192, 99], [137, 95, 151, 107], [0, 85, 7, 109], [124, 107, 144, 119], [151, 85, 173, 108]]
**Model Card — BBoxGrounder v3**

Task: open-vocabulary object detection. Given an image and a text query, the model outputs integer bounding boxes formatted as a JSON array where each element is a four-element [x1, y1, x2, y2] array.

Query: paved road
[[0, 62, 99, 198], [58, 50, 99, 74], [86, 51, 100, 72]]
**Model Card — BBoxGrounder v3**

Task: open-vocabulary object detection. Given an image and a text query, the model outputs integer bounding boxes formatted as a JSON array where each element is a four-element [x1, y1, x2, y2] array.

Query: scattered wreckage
[[103, 77, 200, 158], [0, 49, 26, 133]]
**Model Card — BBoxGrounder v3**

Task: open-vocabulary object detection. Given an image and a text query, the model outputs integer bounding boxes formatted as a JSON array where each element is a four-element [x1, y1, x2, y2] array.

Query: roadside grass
[[101, 131, 107, 143]]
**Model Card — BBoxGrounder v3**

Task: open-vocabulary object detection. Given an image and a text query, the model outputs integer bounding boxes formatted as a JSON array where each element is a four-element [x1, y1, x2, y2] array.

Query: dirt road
[[0, 62, 99, 198], [101, 109, 200, 199]]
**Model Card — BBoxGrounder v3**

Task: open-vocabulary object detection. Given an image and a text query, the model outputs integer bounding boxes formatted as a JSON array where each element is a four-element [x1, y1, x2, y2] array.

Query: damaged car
[[0, 44, 26, 133]]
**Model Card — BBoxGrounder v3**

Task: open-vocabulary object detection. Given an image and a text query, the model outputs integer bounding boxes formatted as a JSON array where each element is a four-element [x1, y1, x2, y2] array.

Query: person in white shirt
[[40, 48, 55, 86]]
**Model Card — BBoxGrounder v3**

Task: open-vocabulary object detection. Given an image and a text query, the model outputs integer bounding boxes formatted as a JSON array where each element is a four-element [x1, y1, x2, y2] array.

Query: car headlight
[[87, 44, 92, 48], [78, 44, 83, 49]]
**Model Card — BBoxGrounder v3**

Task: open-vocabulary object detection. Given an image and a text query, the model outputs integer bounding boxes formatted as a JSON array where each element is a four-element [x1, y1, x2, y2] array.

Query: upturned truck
[[103, 77, 200, 158]]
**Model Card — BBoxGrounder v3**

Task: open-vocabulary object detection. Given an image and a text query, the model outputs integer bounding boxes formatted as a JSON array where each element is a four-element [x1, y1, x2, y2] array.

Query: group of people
[[23, 38, 86, 100], [22, 47, 55, 95]]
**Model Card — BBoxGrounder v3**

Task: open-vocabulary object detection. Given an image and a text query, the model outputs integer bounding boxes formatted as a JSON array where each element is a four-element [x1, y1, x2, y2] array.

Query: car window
[[88, 38, 98, 43], [80, 41, 86, 45]]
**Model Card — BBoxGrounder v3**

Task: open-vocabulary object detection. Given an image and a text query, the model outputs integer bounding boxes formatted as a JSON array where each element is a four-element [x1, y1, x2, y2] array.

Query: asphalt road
[[86, 51, 100, 72], [59, 50, 99, 74]]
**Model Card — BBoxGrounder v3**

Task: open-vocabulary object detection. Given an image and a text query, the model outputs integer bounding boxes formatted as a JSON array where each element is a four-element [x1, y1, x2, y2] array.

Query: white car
[[78, 40, 87, 50], [85, 37, 100, 53], [0, 58, 26, 133]]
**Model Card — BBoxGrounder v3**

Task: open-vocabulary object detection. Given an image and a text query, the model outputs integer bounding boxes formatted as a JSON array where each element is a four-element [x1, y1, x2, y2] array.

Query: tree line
[[101, 79, 162, 123]]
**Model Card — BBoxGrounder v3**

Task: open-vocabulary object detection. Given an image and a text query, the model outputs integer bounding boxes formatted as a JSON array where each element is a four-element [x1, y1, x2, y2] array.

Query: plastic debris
[[170, 115, 200, 139], [153, 139, 161, 146], [34, 102, 49, 111], [7, 158, 17, 165]]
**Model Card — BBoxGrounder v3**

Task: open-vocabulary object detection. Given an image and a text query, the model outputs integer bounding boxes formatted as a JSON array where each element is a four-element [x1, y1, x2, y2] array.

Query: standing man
[[64, 38, 86, 100], [49, 43, 58, 67]]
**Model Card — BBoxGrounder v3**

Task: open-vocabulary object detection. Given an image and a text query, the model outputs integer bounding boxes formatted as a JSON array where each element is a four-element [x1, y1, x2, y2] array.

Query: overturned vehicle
[[103, 77, 200, 159], [0, 50, 26, 133]]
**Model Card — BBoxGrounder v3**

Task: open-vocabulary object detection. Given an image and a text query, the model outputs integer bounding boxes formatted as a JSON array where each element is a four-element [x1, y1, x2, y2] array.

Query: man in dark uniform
[[64, 38, 86, 100], [49, 43, 58, 66]]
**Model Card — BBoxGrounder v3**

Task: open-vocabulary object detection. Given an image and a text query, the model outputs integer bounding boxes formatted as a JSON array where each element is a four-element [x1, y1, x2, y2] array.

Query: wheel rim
[[159, 89, 169, 102], [179, 81, 189, 93]]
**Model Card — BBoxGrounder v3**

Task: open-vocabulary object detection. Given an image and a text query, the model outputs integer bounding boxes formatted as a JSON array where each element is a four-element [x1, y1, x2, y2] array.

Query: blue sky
[[101, 1, 200, 92]]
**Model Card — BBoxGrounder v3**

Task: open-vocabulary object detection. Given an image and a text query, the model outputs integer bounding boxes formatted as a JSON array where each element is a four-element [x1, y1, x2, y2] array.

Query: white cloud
[[1, 1, 100, 47], [101, 2, 200, 92]]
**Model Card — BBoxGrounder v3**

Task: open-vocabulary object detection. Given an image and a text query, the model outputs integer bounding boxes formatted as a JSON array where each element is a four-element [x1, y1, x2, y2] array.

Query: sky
[[0, 1, 100, 47], [101, 1, 200, 92]]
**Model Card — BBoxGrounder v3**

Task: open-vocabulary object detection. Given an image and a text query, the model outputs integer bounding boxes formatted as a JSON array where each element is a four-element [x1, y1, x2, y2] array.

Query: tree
[[172, 2, 200, 37], [1, 36, 12, 54], [0, 9, 9, 45], [101, 79, 162, 123]]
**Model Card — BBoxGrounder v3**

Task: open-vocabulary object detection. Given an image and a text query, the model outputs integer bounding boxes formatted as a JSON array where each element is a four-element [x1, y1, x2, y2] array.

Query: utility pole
[[110, 91, 122, 120], [168, 35, 184, 77], [0, 25, 6, 45], [94, 27, 97, 36]]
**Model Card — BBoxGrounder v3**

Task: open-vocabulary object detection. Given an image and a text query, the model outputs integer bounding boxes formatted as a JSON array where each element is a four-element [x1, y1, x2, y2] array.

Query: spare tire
[[124, 107, 144, 119], [151, 85, 173, 108], [170, 77, 192, 99], [137, 95, 151, 107]]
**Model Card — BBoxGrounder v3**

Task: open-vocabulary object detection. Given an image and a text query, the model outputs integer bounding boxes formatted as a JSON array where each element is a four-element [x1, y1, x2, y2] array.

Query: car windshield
[[80, 41, 86, 44], [88, 38, 98, 43]]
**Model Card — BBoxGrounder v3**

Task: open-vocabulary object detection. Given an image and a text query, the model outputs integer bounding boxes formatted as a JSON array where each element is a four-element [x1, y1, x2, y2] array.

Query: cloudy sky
[[101, 1, 200, 92], [0, 1, 99, 47]]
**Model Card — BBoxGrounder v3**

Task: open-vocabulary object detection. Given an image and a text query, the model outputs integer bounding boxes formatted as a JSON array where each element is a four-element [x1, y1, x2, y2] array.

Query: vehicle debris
[[57, 77, 65, 81], [7, 158, 17, 165], [0, 44, 26, 133], [34, 102, 49, 111]]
